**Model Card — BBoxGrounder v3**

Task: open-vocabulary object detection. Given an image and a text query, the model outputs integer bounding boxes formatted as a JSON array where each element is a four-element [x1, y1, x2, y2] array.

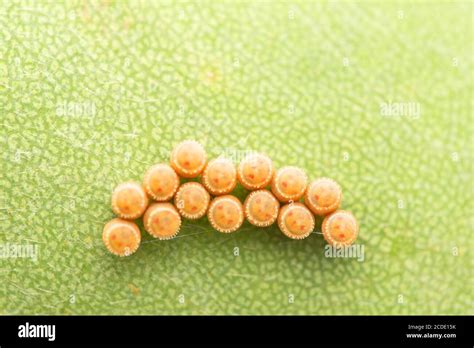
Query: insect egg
[[207, 195, 244, 233], [304, 178, 342, 216], [102, 218, 141, 257], [237, 153, 274, 190], [202, 157, 237, 195], [143, 203, 182, 240], [271, 166, 308, 203], [322, 210, 359, 246], [174, 182, 210, 220], [277, 202, 315, 240], [170, 140, 207, 178], [111, 182, 149, 220], [143, 163, 179, 202], [243, 189, 279, 227]]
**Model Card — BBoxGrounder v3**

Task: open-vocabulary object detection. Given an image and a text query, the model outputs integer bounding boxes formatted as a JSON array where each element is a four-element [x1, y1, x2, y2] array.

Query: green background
[[1, 0, 472, 315]]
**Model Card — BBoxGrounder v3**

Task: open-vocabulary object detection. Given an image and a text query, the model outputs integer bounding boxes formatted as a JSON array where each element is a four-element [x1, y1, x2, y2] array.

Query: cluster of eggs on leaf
[[103, 140, 358, 256]]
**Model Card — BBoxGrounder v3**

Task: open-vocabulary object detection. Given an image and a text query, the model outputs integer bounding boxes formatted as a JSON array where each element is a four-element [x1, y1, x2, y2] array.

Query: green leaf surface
[[0, 0, 472, 315]]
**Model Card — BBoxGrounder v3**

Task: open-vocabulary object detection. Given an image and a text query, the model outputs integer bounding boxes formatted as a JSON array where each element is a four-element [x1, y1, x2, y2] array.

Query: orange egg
[[174, 182, 210, 219], [304, 178, 342, 215], [170, 140, 207, 178], [202, 157, 237, 195], [322, 210, 359, 246], [111, 182, 149, 220], [143, 163, 179, 201], [207, 195, 244, 233], [143, 203, 181, 240], [102, 218, 141, 256], [237, 153, 274, 190], [243, 189, 279, 227], [271, 166, 308, 203], [277, 203, 315, 240]]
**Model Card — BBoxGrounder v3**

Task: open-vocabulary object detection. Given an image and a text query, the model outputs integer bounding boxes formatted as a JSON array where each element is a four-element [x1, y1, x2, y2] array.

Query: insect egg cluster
[[103, 140, 359, 257]]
